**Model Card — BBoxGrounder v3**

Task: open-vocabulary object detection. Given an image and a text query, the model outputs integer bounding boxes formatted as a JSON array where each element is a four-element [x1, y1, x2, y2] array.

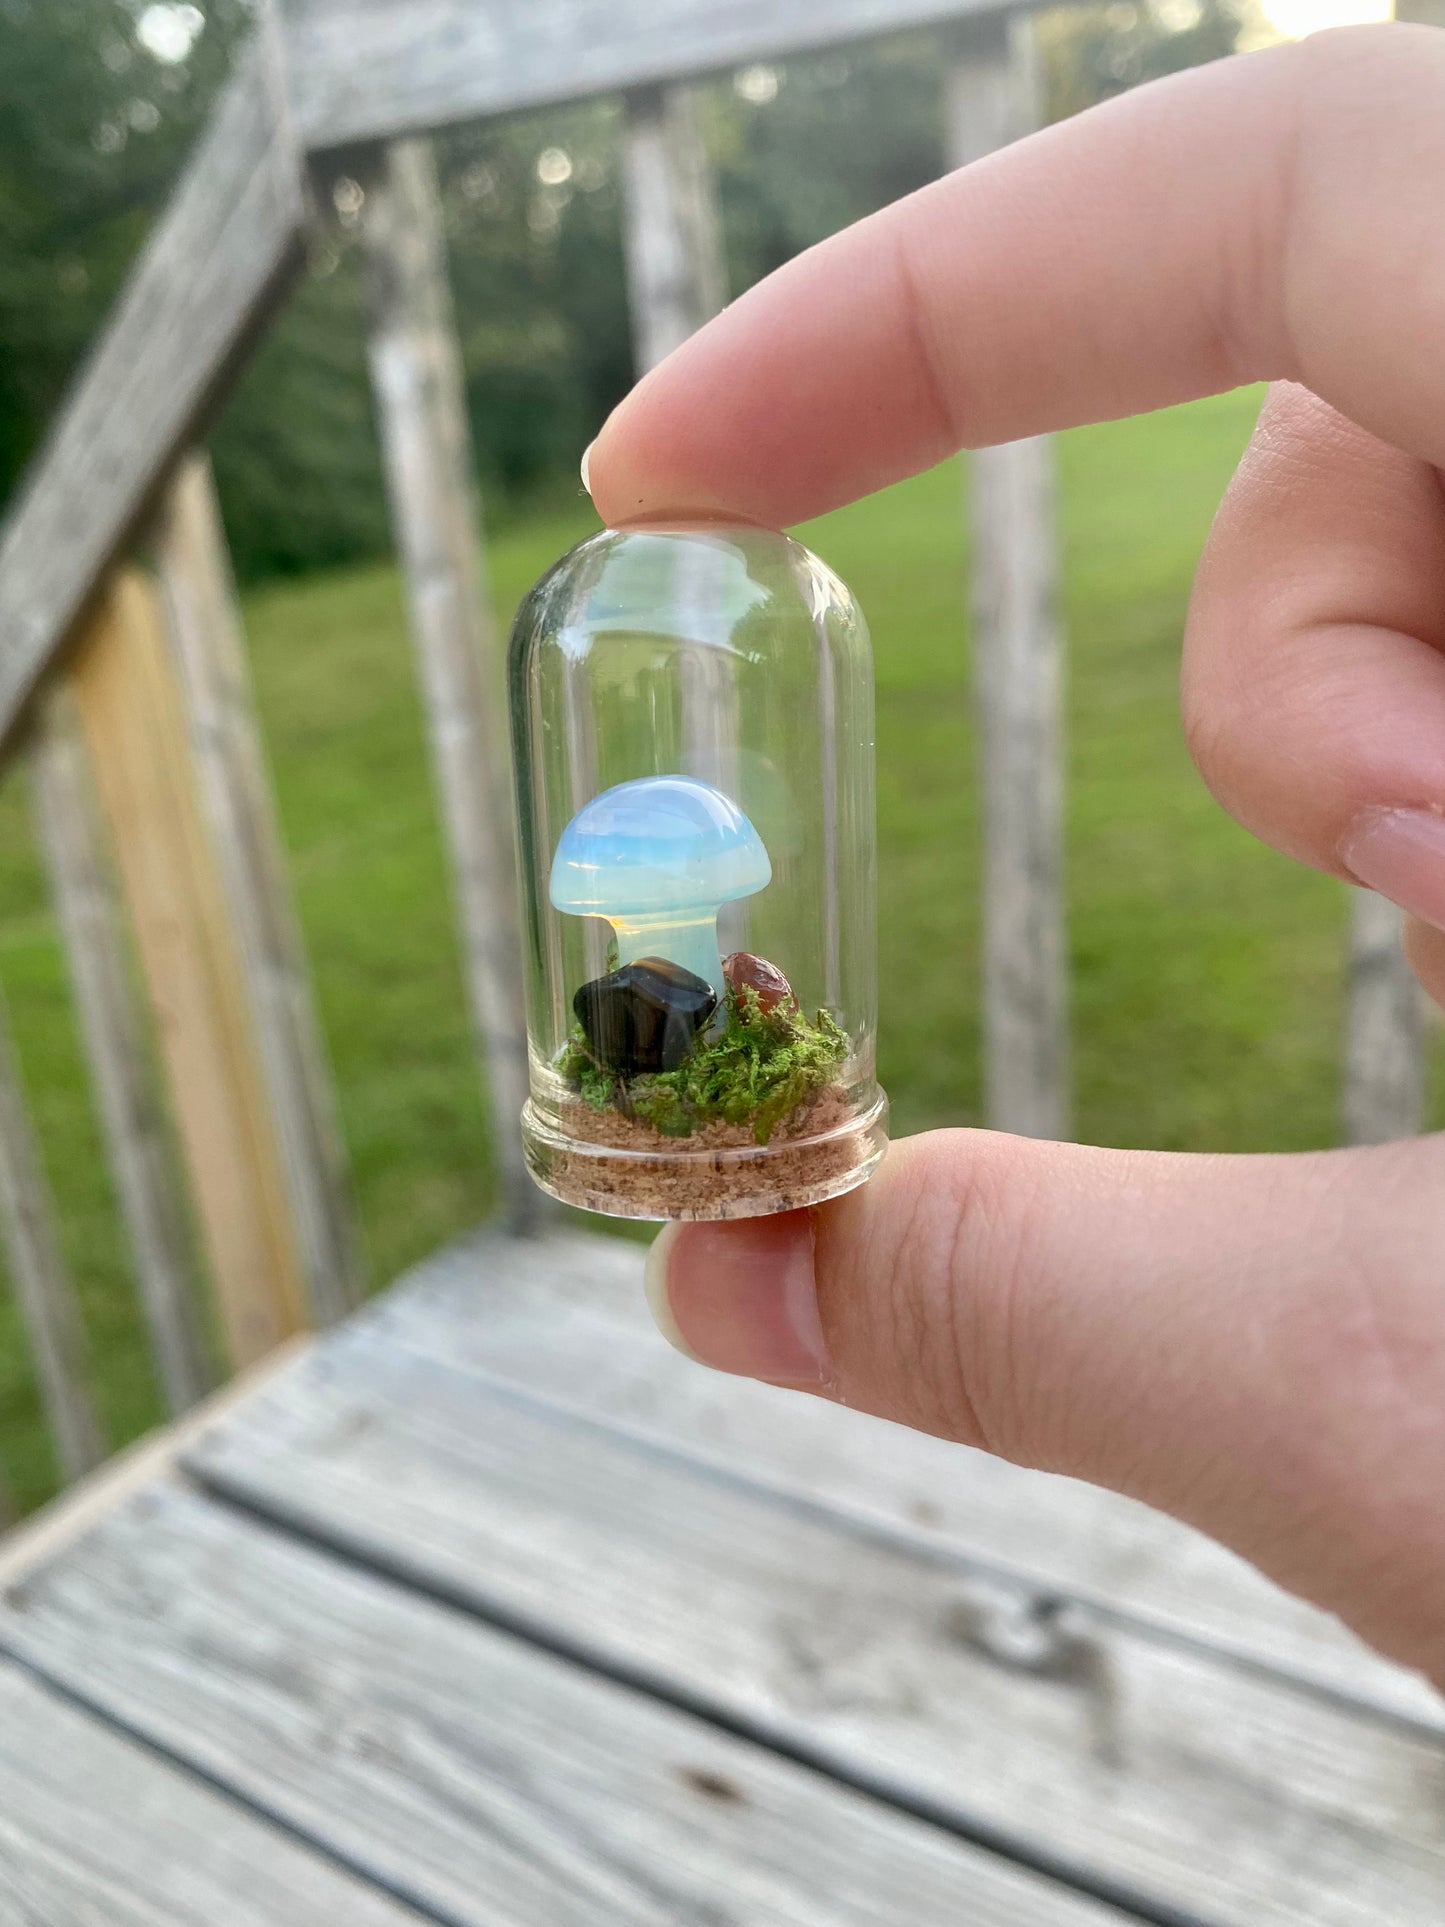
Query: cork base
[[522, 1087, 888, 1221]]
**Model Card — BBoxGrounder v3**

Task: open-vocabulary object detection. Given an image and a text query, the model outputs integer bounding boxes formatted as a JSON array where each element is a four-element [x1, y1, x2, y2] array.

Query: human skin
[[585, 25, 1445, 1686]]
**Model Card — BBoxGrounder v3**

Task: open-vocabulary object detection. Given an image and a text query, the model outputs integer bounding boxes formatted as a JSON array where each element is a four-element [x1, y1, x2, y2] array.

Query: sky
[[1260, 0, 1393, 40]]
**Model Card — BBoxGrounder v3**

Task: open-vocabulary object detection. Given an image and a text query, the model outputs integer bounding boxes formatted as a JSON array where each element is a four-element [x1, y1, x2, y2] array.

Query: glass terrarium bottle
[[508, 522, 886, 1219]]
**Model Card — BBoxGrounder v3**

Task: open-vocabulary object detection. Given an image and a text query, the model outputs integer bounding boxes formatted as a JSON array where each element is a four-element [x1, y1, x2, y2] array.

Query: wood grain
[[0, 1659, 420, 1926], [948, 16, 1069, 1139], [361, 141, 535, 1227], [0, 1484, 1132, 1927], [369, 1229, 1445, 1733], [185, 1317, 1445, 1927], [29, 683, 211, 1413], [72, 572, 308, 1367], [0, 28, 307, 748], [280, 0, 1008, 151], [154, 453, 362, 1324], [1343, 887, 1424, 1144], [0, 988, 103, 1482]]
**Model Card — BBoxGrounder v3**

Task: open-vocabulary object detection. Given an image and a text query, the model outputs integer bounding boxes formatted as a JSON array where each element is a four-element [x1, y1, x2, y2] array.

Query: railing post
[[153, 452, 362, 1323], [71, 570, 309, 1367], [1343, 890, 1425, 1144], [621, 85, 726, 370], [947, 16, 1070, 1141], [0, 983, 103, 1481], [620, 88, 752, 948], [29, 685, 211, 1412], [360, 139, 535, 1229]]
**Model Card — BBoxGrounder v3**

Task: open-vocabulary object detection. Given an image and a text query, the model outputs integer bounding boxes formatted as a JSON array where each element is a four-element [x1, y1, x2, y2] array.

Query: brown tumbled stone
[[721, 951, 797, 1015]]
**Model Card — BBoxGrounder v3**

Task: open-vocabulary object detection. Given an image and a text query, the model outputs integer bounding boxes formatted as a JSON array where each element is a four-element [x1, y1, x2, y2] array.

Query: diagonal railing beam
[[279, 0, 1008, 152]]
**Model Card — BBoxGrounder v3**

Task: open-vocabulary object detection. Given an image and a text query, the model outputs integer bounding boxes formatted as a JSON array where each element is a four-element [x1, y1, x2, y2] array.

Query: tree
[[0, 0, 247, 507], [1038, 0, 1252, 123], [0, 0, 1253, 581]]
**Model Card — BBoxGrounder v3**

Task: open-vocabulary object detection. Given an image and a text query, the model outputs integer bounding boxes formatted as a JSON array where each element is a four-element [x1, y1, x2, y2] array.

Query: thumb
[[644, 1130, 1445, 1678]]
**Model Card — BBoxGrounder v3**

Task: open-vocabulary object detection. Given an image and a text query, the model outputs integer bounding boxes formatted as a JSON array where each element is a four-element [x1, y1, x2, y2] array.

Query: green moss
[[558, 984, 849, 1144]]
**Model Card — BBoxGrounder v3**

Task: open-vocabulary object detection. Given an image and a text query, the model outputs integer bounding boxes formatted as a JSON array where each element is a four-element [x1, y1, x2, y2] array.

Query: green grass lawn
[[1, 385, 1440, 1510]]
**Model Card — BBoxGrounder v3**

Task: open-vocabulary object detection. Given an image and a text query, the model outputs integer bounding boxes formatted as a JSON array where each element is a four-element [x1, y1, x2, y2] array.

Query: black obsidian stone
[[574, 957, 717, 1076]]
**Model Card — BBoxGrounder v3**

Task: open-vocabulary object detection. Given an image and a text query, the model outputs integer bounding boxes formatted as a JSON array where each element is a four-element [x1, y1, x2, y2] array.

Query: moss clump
[[558, 983, 848, 1144]]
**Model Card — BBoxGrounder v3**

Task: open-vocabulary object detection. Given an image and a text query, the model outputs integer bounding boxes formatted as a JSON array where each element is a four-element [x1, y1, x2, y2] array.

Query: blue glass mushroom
[[549, 775, 771, 995]]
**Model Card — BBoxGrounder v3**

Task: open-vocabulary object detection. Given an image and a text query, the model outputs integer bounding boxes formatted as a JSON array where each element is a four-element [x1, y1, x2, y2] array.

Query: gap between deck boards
[[6, 1228, 1440, 1927], [259, 1349, 1445, 1749], [0, 1326, 1208, 1927], [184, 1467, 1213, 1927], [0, 1479, 1156, 1927], [0, 1323, 1169, 1926], [172, 1296, 1445, 1927], [0, 1650, 447, 1927], [365, 1228, 1445, 1735]]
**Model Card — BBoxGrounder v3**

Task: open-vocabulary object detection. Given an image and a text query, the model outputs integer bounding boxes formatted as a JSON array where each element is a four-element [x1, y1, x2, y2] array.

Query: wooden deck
[[1, 1229, 1442, 1926]]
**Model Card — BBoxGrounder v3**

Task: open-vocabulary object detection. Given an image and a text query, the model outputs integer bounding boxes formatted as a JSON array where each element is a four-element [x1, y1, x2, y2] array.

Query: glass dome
[[507, 522, 886, 1219]]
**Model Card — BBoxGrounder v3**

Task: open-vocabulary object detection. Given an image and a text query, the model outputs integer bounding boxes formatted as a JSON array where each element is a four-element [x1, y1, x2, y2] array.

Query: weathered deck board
[[0, 1660, 420, 1927], [363, 1229, 1444, 1732], [182, 1304, 1445, 1927], [0, 1485, 1131, 1927]]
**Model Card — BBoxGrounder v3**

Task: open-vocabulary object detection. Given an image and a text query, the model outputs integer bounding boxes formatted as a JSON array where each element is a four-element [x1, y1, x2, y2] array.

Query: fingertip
[[643, 1223, 703, 1363], [644, 1213, 831, 1386], [581, 416, 633, 527], [585, 364, 742, 528]]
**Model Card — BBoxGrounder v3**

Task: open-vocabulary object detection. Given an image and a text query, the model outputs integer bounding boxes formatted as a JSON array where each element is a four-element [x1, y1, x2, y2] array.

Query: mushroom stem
[[609, 913, 722, 994]]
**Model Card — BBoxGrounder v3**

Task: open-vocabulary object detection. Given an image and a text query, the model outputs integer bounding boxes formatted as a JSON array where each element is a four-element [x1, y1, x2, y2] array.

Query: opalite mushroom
[[550, 775, 771, 994]]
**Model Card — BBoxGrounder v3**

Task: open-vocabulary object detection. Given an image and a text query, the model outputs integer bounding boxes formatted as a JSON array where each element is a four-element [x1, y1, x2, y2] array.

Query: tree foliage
[[0, 0, 247, 505], [1039, 0, 1253, 121], [0, 0, 1251, 582]]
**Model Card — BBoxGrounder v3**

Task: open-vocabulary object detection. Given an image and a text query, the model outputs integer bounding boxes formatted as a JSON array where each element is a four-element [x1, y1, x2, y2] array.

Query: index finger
[[588, 25, 1445, 529]]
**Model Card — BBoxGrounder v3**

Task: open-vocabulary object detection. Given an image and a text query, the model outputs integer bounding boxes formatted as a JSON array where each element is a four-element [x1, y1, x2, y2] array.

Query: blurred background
[[0, 0, 1438, 1511]]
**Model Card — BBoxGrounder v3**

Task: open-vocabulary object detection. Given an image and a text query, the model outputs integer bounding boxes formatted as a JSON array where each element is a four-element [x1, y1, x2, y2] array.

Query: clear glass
[[508, 523, 887, 1219]]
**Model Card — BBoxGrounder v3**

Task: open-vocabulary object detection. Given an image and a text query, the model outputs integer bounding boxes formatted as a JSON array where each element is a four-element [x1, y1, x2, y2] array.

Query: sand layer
[[529, 1085, 884, 1219]]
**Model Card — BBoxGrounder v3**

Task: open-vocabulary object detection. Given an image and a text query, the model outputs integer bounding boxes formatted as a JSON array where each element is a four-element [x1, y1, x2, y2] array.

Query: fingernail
[[643, 1216, 831, 1385], [1340, 806, 1445, 931], [580, 440, 595, 496], [643, 1225, 704, 1362]]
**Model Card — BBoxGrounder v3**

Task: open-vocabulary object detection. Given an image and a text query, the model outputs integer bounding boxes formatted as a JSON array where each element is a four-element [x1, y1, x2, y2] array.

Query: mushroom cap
[[550, 775, 771, 919]]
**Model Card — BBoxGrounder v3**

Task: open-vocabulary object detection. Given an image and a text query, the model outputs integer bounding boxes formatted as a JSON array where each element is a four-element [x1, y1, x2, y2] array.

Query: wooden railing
[[0, 0, 1424, 1497]]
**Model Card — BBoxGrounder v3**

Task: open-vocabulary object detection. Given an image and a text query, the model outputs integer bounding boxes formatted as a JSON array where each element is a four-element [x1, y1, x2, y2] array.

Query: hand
[[586, 25, 1445, 1687]]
